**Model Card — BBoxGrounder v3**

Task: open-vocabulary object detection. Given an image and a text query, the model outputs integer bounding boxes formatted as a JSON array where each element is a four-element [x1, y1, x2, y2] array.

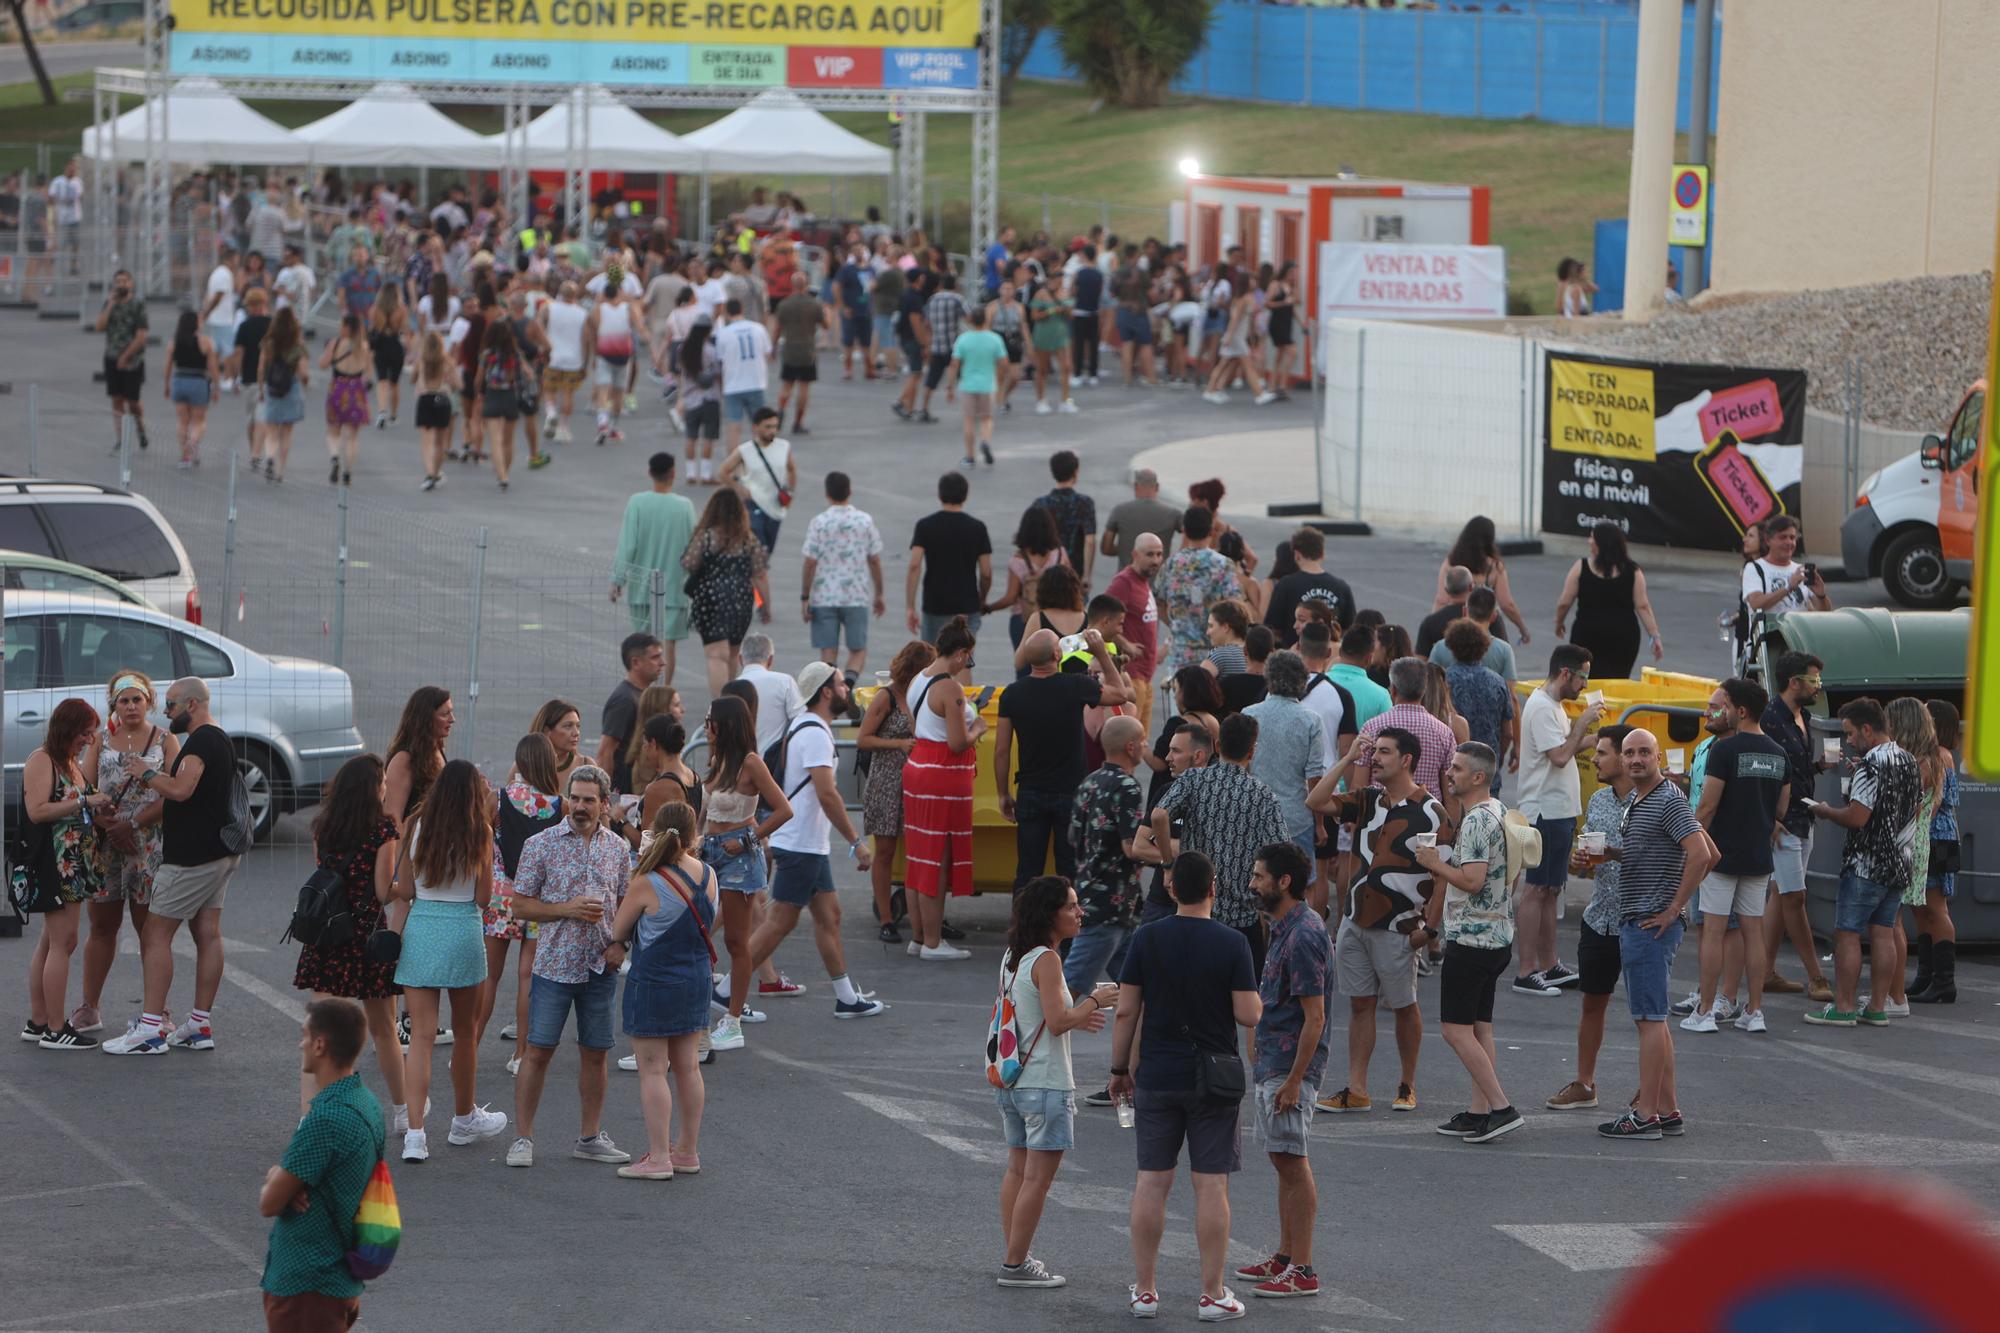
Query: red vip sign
[[786, 46, 883, 87]]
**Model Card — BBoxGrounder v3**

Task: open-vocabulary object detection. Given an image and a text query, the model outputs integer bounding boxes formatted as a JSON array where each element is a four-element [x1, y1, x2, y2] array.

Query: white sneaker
[[1202, 391, 1229, 405], [738, 1006, 768, 1024], [401, 1129, 429, 1163], [1059, 399, 1079, 414], [507, 1055, 521, 1076], [1253, 390, 1279, 406], [1713, 995, 1741, 1022], [505, 1136, 534, 1168], [446, 1105, 508, 1145], [616, 1053, 637, 1072], [1197, 1287, 1246, 1321], [1679, 1008, 1719, 1033], [100, 1022, 168, 1056], [1130, 1285, 1159, 1318], [1034, 401, 1052, 416], [573, 1131, 631, 1164], [1732, 1008, 1768, 1033], [920, 944, 972, 961], [1866, 996, 1911, 1016], [166, 1017, 215, 1050], [391, 1097, 430, 1135], [907, 940, 923, 957], [499, 1021, 518, 1041], [711, 1015, 746, 1050]]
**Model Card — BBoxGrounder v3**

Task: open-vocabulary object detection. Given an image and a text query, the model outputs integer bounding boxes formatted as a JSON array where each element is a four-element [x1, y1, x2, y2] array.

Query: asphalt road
[[0, 38, 142, 87], [1, 304, 1988, 1332]]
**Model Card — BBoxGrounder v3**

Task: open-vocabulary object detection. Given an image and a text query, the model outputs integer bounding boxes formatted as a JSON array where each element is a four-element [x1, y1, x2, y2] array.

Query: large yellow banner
[[173, 0, 981, 46], [1547, 356, 1657, 462]]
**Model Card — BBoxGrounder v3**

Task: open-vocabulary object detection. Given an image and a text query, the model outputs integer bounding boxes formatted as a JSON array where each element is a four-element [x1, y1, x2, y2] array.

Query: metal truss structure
[[101, 0, 1003, 301]]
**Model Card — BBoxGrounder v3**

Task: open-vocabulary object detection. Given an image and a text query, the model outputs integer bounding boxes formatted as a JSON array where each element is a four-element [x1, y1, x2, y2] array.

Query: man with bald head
[[1107, 530, 1165, 730], [104, 677, 243, 1055], [1067, 713, 1153, 1000], [996, 627, 1131, 890], [1597, 727, 1715, 1140]]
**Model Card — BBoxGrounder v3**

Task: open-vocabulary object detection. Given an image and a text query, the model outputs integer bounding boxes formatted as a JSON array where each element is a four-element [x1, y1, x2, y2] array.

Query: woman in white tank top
[[386, 760, 502, 1163], [993, 877, 1119, 1286], [585, 273, 646, 444], [538, 280, 587, 442]]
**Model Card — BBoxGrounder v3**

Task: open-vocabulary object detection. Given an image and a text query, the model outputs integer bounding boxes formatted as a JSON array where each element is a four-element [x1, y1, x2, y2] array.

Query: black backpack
[[265, 350, 297, 398], [763, 716, 832, 801], [280, 865, 352, 949], [219, 765, 254, 855]]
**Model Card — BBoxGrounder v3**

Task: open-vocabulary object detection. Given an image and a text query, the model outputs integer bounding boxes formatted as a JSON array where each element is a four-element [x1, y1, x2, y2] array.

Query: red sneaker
[[1253, 1267, 1320, 1299], [758, 975, 806, 997], [1234, 1254, 1289, 1280]]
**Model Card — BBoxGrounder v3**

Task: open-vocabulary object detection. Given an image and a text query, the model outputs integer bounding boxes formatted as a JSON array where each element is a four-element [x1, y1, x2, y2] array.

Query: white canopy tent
[[680, 88, 892, 175], [80, 76, 311, 165], [292, 82, 505, 168], [510, 87, 703, 171]]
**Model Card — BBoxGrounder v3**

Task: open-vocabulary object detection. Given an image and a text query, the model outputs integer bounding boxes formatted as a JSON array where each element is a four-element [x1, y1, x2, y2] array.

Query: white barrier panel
[[1318, 317, 1541, 536], [1319, 242, 1508, 321]]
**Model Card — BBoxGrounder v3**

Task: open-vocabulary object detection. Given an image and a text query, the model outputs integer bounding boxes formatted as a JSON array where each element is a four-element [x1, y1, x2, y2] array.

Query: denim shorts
[[1114, 307, 1153, 346], [770, 848, 836, 907], [1525, 816, 1576, 889], [527, 968, 617, 1050], [1618, 919, 1684, 1022], [1772, 828, 1812, 894], [996, 1086, 1075, 1152], [1834, 869, 1900, 933], [702, 830, 767, 894], [810, 603, 869, 652], [723, 388, 766, 422], [1254, 1076, 1317, 1156]]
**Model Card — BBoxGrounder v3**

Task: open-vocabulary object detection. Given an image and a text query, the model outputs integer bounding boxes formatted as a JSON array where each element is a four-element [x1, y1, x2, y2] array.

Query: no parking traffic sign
[[1601, 1180, 2000, 1331], [1670, 165, 1708, 247]]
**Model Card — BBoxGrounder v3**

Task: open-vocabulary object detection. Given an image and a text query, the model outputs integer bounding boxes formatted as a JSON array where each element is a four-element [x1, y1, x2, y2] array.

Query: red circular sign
[[1675, 169, 1705, 209], [1603, 1180, 2000, 1331]]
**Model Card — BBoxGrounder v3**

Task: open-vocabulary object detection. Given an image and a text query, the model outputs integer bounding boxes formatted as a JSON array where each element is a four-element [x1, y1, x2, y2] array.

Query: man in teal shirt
[[611, 452, 698, 680], [947, 305, 1007, 471], [259, 999, 383, 1331], [1328, 624, 1393, 727]]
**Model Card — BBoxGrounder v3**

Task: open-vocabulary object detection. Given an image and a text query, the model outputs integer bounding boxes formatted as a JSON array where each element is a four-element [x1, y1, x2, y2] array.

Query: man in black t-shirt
[[906, 470, 993, 644], [594, 631, 663, 794], [105, 678, 241, 1055], [995, 628, 1129, 888], [1263, 527, 1355, 645], [1110, 850, 1262, 1319], [1687, 678, 1790, 1032], [1415, 566, 1473, 660]]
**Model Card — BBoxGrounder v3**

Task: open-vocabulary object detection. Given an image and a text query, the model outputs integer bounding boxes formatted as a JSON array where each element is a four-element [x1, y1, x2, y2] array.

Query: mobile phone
[[1799, 796, 1822, 810], [1802, 563, 1819, 584]]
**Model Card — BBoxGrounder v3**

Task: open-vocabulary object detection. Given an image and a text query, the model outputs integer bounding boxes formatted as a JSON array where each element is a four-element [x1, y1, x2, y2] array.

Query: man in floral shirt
[[505, 766, 636, 1170], [1416, 742, 1524, 1144], [799, 470, 885, 674], [1155, 505, 1242, 674], [1065, 715, 1150, 996]]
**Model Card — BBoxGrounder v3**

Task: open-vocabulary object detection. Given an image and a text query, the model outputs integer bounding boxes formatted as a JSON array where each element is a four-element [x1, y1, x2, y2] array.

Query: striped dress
[[901, 671, 975, 898]]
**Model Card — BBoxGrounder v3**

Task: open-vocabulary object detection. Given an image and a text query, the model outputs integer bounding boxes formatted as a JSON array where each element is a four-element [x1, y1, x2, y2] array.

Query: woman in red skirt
[[902, 617, 985, 959]]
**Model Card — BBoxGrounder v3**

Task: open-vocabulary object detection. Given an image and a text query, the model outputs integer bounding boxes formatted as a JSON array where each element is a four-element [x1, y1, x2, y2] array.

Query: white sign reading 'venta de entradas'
[[1318, 242, 1508, 320]]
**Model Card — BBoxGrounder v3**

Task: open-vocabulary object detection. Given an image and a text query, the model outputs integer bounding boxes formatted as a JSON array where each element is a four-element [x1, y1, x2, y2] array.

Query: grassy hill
[[0, 76, 1634, 312]]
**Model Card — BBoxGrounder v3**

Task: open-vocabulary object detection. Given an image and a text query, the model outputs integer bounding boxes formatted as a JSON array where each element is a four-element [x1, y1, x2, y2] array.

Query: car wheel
[[1880, 529, 1956, 609], [233, 741, 284, 845]]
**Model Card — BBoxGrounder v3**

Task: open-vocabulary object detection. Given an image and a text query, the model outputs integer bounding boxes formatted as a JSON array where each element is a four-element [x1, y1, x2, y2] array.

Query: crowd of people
[[8, 421, 1966, 1324], [89, 174, 1310, 489]]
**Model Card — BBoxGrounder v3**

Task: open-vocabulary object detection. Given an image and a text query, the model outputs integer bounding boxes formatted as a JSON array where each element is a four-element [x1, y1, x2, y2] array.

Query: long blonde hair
[[1886, 697, 1944, 799], [634, 800, 698, 879], [418, 328, 450, 385]]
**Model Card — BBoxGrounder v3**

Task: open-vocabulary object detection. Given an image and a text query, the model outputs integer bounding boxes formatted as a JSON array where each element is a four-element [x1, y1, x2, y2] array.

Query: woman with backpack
[[857, 640, 936, 944], [257, 306, 309, 483], [902, 616, 986, 958], [607, 800, 715, 1180], [387, 759, 506, 1163], [292, 754, 408, 1124], [700, 695, 792, 1053], [480, 734, 564, 1077], [16, 699, 114, 1051], [991, 875, 1117, 1289], [477, 317, 523, 492]]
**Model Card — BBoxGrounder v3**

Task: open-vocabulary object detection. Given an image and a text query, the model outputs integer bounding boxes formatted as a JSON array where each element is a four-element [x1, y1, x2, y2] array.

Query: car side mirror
[[1919, 434, 1946, 469]]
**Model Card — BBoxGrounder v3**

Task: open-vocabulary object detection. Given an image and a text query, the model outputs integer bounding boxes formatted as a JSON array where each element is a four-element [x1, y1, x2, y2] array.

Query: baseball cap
[[796, 661, 840, 705]]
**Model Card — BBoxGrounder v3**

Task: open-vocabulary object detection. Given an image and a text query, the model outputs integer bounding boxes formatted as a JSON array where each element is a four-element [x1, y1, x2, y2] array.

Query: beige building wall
[[1711, 0, 2000, 294]]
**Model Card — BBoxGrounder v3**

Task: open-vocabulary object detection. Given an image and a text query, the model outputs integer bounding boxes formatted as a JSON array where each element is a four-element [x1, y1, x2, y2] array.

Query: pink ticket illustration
[[1699, 378, 1783, 442]]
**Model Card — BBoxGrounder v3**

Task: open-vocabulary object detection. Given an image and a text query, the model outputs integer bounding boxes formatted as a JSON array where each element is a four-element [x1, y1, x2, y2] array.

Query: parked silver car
[[2, 591, 364, 841]]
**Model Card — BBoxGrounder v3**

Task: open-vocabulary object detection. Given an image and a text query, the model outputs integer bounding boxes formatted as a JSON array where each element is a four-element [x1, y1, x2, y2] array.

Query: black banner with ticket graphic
[[1541, 351, 1809, 551]]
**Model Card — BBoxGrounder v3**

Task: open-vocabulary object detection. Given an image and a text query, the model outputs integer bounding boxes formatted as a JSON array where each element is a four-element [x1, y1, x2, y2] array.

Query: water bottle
[[1716, 611, 1732, 643], [1117, 1096, 1136, 1130]]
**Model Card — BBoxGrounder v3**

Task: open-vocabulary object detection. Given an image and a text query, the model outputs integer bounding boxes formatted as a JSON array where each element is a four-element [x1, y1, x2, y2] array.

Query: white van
[[0, 481, 202, 623]]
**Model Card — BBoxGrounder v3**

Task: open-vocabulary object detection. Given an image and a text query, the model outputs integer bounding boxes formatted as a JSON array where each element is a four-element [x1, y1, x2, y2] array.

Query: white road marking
[[842, 1090, 1010, 1165], [1816, 1129, 2000, 1166], [0, 1080, 262, 1274], [1046, 1181, 1135, 1213], [1495, 1222, 1680, 1272], [0, 1179, 140, 1206], [0, 1286, 264, 1331]]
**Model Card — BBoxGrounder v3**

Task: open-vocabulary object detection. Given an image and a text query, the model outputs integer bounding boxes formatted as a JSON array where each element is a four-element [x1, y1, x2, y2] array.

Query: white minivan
[[0, 481, 202, 623]]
